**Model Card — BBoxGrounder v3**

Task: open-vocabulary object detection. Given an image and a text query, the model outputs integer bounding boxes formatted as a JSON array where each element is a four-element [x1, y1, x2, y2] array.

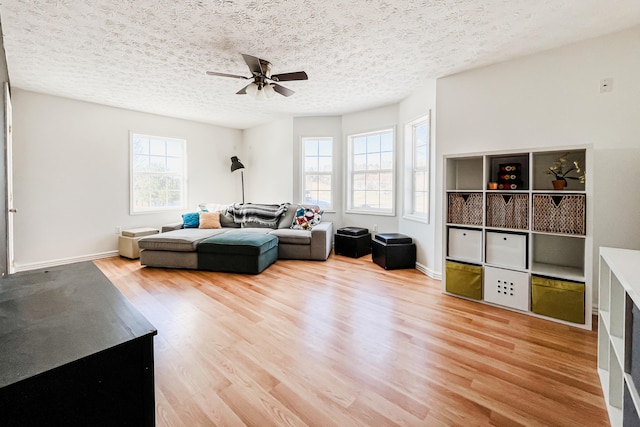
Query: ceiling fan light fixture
[[255, 86, 267, 100], [245, 82, 259, 96], [263, 83, 276, 98], [207, 54, 307, 99]]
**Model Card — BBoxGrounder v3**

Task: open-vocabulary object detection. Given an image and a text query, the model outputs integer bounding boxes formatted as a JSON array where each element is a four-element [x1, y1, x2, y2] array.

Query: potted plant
[[545, 152, 585, 190]]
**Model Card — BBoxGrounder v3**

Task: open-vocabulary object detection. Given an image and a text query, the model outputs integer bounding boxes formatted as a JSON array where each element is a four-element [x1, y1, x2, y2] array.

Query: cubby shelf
[[598, 247, 640, 426], [443, 147, 592, 329]]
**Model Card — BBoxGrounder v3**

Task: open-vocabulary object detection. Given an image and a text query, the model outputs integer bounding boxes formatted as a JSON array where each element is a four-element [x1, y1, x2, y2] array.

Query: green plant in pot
[[545, 152, 585, 190]]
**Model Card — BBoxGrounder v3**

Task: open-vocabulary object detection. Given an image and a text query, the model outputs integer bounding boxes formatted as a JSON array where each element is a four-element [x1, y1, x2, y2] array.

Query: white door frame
[[5, 82, 14, 273]]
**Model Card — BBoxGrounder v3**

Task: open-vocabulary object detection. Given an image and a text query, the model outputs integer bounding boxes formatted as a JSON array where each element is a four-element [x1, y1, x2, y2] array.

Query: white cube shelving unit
[[598, 247, 640, 425], [443, 146, 592, 329]]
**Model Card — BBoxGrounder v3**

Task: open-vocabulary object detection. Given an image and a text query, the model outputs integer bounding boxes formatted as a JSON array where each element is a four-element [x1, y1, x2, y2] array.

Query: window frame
[[346, 127, 396, 216], [300, 136, 334, 211], [129, 132, 187, 215], [403, 114, 430, 223]]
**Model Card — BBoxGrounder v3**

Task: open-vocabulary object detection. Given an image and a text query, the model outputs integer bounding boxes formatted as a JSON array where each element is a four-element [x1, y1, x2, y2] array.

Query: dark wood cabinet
[[0, 262, 157, 426]]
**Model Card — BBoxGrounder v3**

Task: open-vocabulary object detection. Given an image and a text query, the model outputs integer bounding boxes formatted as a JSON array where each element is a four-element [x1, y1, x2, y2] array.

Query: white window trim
[[345, 127, 396, 216], [403, 114, 430, 223], [129, 132, 187, 215], [300, 136, 335, 211]]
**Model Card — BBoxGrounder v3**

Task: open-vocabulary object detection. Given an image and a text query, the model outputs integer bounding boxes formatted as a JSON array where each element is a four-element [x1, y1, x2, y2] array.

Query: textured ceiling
[[1, 1, 640, 129]]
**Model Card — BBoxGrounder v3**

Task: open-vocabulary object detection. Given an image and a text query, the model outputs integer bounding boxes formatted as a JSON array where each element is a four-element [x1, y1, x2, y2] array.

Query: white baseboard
[[415, 262, 442, 280], [14, 251, 119, 272]]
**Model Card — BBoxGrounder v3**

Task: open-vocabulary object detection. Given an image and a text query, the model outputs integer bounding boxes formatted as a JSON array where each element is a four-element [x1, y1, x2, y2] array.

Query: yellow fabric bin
[[446, 261, 483, 300], [531, 275, 585, 324]]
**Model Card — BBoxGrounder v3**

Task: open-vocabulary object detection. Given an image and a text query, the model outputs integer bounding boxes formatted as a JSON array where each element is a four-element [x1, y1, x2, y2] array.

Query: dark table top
[[0, 261, 157, 388]]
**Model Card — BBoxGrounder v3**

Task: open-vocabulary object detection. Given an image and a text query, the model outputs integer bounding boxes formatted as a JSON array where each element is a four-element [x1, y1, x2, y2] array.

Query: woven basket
[[486, 194, 529, 230], [448, 193, 483, 226], [532, 194, 586, 235]]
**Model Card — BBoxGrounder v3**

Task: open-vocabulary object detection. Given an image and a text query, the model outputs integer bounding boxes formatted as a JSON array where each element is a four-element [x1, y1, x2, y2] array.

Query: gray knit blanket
[[228, 203, 287, 227]]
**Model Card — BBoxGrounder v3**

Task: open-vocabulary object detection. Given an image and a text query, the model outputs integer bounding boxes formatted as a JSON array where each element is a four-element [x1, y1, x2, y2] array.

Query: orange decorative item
[[552, 179, 566, 190]]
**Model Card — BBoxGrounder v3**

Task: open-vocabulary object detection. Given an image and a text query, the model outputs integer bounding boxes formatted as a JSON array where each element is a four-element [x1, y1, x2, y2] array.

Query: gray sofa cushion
[[269, 229, 311, 245], [138, 229, 226, 252], [277, 203, 296, 229], [219, 208, 240, 228]]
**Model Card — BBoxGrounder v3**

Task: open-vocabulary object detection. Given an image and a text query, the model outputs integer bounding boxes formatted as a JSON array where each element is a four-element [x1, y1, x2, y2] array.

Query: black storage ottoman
[[372, 233, 416, 270], [335, 227, 371, 258]]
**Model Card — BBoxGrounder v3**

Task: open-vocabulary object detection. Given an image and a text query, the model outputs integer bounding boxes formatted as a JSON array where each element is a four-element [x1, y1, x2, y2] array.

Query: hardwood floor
[[95, 255, 609, 427]]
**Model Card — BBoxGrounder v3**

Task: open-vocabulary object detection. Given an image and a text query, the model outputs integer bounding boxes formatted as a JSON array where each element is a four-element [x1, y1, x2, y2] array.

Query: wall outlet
[[115, 226, 122, 235], [372, 224, 378, 232], [600, 78, 613, 93]]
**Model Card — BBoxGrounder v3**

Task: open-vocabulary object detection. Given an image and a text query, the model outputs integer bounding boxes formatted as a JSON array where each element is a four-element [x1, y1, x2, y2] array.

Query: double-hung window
[[347, 128, 395, 214], [302, 137, 333, 210], [130, 133, 187, 214], [406, 115, 430, 221]]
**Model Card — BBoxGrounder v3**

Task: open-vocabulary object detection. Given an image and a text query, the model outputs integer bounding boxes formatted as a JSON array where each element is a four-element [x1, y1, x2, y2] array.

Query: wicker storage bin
[[448, 193, 483, 226], [532, 194, 586, 235], [531, 275, 585, 324], [445, 261, 483, 300], [486, 194, 529, 230]]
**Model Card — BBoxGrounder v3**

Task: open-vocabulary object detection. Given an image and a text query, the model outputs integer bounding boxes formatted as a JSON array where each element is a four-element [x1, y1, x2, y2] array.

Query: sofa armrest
[[310, 221, 333, 260], [161, 222, 184, 233]]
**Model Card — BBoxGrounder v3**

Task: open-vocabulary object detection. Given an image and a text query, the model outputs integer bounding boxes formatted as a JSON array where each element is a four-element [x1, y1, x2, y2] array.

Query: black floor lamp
[[230, 156, 245, 204]]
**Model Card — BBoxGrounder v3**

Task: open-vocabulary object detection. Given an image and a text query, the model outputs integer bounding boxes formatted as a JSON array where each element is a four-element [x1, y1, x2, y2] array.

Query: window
[[130, 133, 186, 214], [406, 115, 430, 221], [347, 128, 395, 214], [302, 137, 333, 210]]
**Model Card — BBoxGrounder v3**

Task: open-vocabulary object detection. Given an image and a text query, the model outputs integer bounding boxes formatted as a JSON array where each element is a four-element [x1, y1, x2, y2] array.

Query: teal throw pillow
[[182, 212, 200, 228]]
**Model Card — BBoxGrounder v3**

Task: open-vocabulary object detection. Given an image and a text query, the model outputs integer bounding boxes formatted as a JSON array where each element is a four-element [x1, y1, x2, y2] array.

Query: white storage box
[[119, 228, 158, 259], [448, 228, 482, 263], [121, 227, 159, 238], [484, 266, 529, 311], [485, 231, 527, 269]]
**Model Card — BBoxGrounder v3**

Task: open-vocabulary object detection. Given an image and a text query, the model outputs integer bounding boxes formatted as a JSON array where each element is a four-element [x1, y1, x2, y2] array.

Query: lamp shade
[[230, 156, 245, 172]]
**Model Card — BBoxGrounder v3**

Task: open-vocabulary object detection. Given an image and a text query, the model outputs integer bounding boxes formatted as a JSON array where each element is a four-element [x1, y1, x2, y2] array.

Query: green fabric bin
[[446, 261, 483, 300], [531, 275, 585, 324]]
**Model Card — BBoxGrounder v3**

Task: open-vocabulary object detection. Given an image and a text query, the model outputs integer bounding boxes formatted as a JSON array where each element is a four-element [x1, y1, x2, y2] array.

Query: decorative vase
[[552, 179, 566, 190]]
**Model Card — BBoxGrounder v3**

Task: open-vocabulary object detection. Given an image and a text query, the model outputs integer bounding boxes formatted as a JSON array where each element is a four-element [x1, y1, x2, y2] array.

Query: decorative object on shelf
[[488, 182, 498, 190], [230, 156, 245, 204], [497, 163, 522, 190], [545, 152, 585, 189]]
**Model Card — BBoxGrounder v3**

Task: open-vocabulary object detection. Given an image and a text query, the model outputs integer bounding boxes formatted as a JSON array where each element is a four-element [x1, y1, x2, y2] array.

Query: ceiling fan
[[206, 54, 308, 98]]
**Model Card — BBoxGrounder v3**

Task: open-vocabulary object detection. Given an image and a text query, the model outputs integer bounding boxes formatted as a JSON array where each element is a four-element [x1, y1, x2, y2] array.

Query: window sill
[[403, 214, 429, 224], [344, 209, 395, 217]]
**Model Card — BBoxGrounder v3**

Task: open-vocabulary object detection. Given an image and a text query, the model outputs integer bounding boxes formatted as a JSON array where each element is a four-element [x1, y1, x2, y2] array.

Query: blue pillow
[[182, 212, 199, 228]]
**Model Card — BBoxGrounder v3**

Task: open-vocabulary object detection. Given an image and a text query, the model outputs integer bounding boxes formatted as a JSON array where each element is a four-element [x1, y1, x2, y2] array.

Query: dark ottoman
[[197, 233, 278, 274], [335, 227, 371, 258], [372, 233, 416, 270]]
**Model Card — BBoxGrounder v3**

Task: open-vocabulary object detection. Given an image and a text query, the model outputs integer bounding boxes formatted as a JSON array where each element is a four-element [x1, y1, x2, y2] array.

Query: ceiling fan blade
[[241, 54, 264, 75], [236, 84, 252, 95], [206, 71, 249, 80], [272, 83, 295, 97], [270, 71, 308, 82]]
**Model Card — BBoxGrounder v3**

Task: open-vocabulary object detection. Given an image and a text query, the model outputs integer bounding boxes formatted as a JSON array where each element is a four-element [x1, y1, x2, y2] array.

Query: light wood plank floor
[[95, 255, 609, 427]]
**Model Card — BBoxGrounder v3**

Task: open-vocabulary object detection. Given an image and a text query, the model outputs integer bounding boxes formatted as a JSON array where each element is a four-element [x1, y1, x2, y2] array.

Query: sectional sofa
[[137, 203, 333, 271]]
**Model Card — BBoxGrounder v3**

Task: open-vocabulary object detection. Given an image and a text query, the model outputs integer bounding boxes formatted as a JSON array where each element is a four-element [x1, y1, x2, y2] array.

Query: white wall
[[12, 89, 242, 269], [242, 117, 294, 204], [398, 82, 438, 276], [435, 26, 640, 304]]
